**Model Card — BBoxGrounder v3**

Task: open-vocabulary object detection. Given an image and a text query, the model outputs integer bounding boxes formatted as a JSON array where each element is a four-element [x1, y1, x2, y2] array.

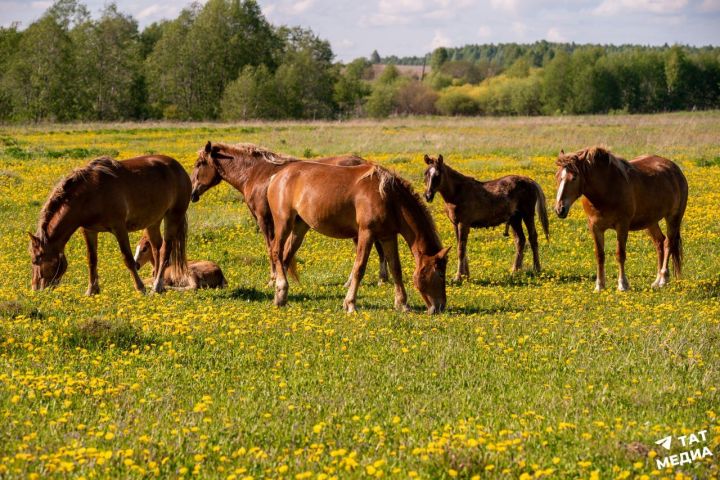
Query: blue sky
[[2, 0, 719, 61]]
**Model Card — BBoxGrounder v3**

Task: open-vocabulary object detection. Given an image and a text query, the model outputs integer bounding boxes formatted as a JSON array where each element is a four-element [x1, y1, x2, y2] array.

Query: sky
[[2, 0, 720, 61]]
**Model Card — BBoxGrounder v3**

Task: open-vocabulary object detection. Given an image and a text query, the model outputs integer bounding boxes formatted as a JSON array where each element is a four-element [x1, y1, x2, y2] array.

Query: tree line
[[1, 0, 719, 122]]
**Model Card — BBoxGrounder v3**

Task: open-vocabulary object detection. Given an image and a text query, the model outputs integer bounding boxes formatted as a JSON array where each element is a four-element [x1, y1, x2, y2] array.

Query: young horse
[[423, 154, 549, 282], [134, 234, 227, 289], [554, 147, 688, 291], [190, 142, 388, 285], [267, 162, 450, 314], [29, 156, 190, 295]]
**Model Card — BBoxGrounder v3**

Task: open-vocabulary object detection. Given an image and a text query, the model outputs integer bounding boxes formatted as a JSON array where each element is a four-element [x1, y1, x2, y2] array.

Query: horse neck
[[438, 166, 468, 202], [217, 154, 285, 194], [40, 205, 80, 252], [581, 163, 625, 206], [395, 189, 442, 259]]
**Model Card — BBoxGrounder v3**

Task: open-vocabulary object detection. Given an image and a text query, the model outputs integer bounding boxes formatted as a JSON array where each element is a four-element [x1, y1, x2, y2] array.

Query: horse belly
[[297, 202, 358, 239]]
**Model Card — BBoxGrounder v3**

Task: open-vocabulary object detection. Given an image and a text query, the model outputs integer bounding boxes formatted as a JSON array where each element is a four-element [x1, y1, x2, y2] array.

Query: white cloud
[[31, 1, 52, 9], [698, 0, 720, 11], [477, 25, 492, 38], [546, 27, 566, 42], [289, 0, 315, 14], [490, 0, 518, 13], [512, 21, 526, 37], [430, 30, 451, 49], [594, 0, 688, 15]]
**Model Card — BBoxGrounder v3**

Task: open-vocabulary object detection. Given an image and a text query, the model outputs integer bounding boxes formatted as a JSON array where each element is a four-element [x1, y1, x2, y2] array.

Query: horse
[[554, 146, 688, 291], [267, 162, 450, 314], [422, 154, 549, 282], [190, 142, 388, 286], [28, 155, 190, 295], [134, 234, 227, 289]]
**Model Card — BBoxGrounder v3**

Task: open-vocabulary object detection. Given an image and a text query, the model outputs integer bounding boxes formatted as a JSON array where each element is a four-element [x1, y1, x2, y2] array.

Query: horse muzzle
[[555, 205, 569, 219], [190, 188, 201, 203], [424, 191, 435, 202]]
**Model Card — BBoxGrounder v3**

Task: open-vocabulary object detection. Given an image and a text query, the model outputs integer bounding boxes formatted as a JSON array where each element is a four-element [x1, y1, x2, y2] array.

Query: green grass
[[0, 113, 718, 479]]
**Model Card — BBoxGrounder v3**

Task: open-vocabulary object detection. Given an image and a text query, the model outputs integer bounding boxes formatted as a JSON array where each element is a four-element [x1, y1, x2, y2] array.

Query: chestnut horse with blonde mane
[[190, 142, 388, 286], [268, 162, 450, 314], [29, 156, 190, 294], [554, 146, 688, 291]]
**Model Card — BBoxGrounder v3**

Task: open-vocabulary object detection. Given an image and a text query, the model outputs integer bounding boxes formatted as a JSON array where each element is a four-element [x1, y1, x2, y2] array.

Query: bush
[[393, 81, 438, 115], [435, 91, 479, 116], [366, 83, 397, 118]]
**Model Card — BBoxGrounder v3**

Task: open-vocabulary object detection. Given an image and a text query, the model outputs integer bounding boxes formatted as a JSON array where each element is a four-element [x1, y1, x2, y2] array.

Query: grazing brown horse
[[268, 162, 450, 314], [554, 147, 688, 291], [190, 142, 388, 285], [134, 234, 227, 289], [29, 156, 190, 294], [423, 154, 549, 282]]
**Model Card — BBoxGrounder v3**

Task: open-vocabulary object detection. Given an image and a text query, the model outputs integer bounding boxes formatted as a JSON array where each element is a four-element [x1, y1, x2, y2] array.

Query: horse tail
[[668, 216, 684, 279], [287, 256, 300, 283], [168, 213, 189, 285], [533, 181, 550, 241]]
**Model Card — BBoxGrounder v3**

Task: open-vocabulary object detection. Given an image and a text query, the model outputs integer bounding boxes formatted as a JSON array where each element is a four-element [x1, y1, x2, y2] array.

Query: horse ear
[[211, 145, 221, 157], [205, 141, 212, 154], [560, 149, 565, 156], [28, 232, 41, 251], [436, 246, 451, 261], [423, 154, 432, 165], [437, 154, 444, 166]]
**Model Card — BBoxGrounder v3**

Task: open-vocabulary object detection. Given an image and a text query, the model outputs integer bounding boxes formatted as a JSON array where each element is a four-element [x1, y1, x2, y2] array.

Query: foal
[[423, 154, 549, 282], [134, 234, 227, 289], [554, 147, 688, 291]]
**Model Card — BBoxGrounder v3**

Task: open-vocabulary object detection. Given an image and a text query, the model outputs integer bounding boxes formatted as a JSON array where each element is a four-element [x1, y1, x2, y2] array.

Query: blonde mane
[[209, 143, 298, 165], [37, 157, 121, 240], [558, 146, 631, 182], [360, 164, 442, 248]]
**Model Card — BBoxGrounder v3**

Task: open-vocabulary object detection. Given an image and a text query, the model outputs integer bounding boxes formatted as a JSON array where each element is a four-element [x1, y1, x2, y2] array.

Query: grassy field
[[0, 113, 719, 479]]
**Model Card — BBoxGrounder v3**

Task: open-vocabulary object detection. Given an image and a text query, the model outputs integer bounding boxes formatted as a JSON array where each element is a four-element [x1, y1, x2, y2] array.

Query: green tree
[[221, 64, 282, 119], [430, 47, 449, 71], [5, 14, 77, 121], [334, 58, 372, 117], [370, 50, 381, 64], [73, 4, 145, 120]]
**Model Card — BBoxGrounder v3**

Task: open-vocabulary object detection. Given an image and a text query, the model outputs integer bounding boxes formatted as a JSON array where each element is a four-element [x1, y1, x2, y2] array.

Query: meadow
[[0, 113, 719, 479]]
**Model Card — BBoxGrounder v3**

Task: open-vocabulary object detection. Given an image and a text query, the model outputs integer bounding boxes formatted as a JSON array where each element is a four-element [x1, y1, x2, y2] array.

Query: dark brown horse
[[423, 154, 549, 282], [554, 147, 688, 291], [268, 162, 449, 314], [190, 142, 387, 285], [29, 156, 190, 294]]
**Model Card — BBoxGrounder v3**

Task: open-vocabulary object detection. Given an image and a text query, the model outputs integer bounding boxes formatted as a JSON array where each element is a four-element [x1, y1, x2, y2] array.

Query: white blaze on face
[[428, 167, 436, 187], [556, 168, 568, 204], [134, 245, 142, 263]]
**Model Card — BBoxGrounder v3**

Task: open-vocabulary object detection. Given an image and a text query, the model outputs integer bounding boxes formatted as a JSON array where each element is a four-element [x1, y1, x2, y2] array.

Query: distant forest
[[1, 0, 719, 122]]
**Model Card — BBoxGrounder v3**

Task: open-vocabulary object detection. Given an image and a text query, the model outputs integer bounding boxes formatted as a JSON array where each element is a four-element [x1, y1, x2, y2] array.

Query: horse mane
[[210, 143, 298, 165], [558, 146, 632, 182], [37, 157, 121, 240], [361, 165, 442, 249]]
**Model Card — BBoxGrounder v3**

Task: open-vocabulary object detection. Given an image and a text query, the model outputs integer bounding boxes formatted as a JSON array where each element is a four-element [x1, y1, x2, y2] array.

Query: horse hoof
[[343, 300, 356, 313], [594, 285, 605, 293], [451, 276, 463, 285], [85, 286, 100, 296], [377, 279, 386, 286], [274, 297, 287, 307], [267, 279, 275, 288], [395, 303, 409, 313]]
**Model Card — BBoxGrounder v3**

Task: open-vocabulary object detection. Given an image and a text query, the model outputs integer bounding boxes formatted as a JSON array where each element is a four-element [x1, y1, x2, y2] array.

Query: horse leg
[[82, 228, 100, 296], [591, 223, 606, 292], [344, 237, 359, 288], [616, 225, 629, 291], [144, 223, 162, 278], [665, 214, 683, 280], [374, 240, 388, 285], [271, 214, 294, 307], [113, 227, 146, 293], [524, 213, 541, 272], [453, 223, 469, 283], [647, 223, 667, 288], [257, 215, 276, 288], [154, 210, 187, 293], [509, 216, 525, 273], [282, 220, 310, 273], [343, 230, 374, 313], [382, 236, 408, 312]]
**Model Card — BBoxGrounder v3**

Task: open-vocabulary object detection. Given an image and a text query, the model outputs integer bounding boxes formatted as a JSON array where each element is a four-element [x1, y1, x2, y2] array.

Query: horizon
[[1, 0, 719, 61]]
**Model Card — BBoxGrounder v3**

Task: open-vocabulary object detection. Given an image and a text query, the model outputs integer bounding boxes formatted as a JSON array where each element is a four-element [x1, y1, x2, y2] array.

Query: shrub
[[435, 91, 479, 116]]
